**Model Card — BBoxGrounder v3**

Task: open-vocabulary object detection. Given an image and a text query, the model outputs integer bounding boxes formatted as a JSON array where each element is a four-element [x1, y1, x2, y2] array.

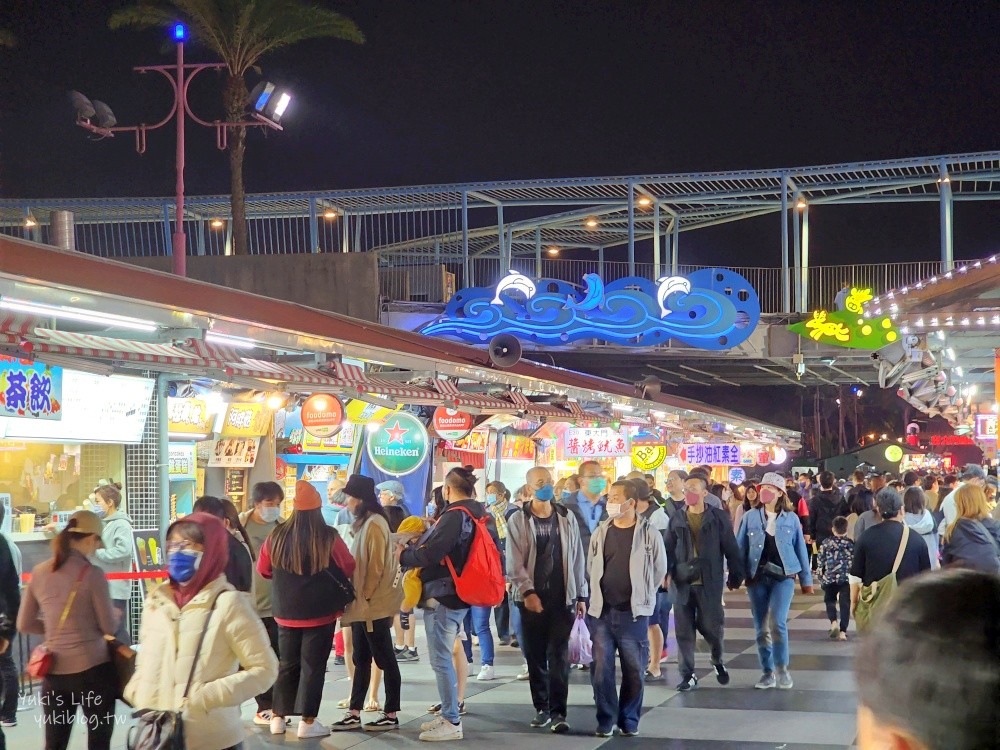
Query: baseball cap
[[875, 487, 904, 519], [959, 464, 987, 481], [376, 480, 405, 497]]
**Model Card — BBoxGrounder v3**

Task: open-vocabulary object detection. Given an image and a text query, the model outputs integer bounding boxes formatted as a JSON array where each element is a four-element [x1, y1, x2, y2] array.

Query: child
[[817, 516, 854, 640], [395, 515, 429, 662]]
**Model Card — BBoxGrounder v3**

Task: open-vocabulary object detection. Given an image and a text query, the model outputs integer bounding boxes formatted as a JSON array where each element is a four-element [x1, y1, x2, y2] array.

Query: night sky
[[2, 2, 998, 268]]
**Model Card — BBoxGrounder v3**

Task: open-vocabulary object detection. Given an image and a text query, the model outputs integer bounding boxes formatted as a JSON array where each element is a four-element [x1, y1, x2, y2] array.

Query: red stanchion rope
[[20, 570, 169, 583]]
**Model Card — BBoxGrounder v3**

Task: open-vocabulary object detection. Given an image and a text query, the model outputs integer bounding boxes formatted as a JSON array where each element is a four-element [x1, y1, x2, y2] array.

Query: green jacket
[[93, 510, 134, 600]]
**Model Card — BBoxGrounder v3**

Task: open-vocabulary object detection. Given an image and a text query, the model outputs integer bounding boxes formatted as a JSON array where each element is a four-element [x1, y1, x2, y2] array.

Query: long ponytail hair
[[52, 519, 96, 571]]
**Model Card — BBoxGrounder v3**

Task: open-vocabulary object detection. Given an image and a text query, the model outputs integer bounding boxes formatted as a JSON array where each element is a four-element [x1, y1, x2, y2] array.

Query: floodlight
[[92, 100, 117, 129], [70, 91, 96, 121], [249, 81, 292, 126]]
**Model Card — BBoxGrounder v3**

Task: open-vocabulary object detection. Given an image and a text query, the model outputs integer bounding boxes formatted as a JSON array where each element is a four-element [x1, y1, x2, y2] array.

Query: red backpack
[[443, 505, 505, 607]]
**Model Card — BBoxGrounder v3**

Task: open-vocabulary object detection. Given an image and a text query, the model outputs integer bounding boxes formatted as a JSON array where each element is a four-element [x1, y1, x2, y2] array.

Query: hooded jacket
[[905, 510, 940, 569], [587, 516, 668, 619], [506, 503, 588, 607], [93, 509, 134, 600], [341, 513, 403, 629], [808, 489, 849, 544], [942, 517, 1000, 573], [125, 576, 278, 750]]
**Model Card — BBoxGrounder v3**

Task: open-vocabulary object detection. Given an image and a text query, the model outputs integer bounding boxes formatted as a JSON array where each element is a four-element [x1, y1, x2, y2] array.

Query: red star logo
[[385, 420, 409, 444]]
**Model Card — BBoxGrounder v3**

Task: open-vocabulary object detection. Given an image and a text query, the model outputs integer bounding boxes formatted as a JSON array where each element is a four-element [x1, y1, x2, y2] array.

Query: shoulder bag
[[126, 591, 225, 750], [855, 524, 909, 631], [26, 563, 90, 679]]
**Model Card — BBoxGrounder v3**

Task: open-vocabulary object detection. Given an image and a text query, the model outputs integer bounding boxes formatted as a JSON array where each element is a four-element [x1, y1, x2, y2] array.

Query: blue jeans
[[425, 605, 469, 724], [470, 606, 495, 666], [587, 610, 649, 733], [509, 600, 527, 659], [747, 577, 795, 673]]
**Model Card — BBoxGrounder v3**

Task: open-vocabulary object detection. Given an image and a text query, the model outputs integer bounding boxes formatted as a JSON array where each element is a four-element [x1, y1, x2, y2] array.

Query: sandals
[[365, 699, 381, 712]]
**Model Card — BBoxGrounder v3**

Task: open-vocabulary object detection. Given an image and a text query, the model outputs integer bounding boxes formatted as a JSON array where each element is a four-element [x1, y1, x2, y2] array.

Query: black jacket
[[400, 499, 500, 609], [225, 534, 254, 594], [663, 503, 743, 605], [809, 489, 849, 544], [942, 517, 1000, 573], [0, 537, 19, 642]]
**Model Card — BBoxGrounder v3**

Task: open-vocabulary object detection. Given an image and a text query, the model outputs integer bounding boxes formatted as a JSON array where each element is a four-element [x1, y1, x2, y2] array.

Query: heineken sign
[[366, 411, 430, 476]]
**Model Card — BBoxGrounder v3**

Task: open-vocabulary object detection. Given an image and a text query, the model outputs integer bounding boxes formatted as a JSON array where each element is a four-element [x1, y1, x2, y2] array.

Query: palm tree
[[110, 1, 363, 256]]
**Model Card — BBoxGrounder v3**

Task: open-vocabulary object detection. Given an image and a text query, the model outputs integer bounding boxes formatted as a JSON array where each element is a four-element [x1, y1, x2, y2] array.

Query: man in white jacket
[[586, 480, 668, 738]]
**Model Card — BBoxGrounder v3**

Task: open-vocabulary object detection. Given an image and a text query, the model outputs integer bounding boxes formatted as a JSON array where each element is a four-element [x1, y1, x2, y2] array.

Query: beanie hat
[[294, 480, 322, 511], [760, 472, 785, 492]]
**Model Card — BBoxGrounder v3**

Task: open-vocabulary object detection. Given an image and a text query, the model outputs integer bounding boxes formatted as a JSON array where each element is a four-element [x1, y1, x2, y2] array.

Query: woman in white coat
[[125, 512, 278, 750]]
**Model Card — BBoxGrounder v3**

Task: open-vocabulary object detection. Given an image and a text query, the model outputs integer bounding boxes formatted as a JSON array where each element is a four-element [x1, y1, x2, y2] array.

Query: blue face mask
[[586, 477, 606, 495], [91, 506, 107, 520], [486, 493, 498, 506], [534, 484, 555, 503], [168, 549, 203, 584], [258, 506, 280, 524], [561, 490, 572, 500]]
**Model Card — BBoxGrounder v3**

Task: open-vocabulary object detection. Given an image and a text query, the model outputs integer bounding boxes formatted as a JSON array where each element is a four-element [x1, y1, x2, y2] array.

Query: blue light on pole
[[173, 23, 187, 41]]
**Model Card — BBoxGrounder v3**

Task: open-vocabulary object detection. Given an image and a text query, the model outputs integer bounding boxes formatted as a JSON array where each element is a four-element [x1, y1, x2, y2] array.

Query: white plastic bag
[[568, 615, 593, 665]]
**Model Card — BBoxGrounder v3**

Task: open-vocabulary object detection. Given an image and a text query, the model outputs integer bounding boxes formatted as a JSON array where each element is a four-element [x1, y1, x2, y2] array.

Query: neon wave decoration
[[419, 268, 760, 351]]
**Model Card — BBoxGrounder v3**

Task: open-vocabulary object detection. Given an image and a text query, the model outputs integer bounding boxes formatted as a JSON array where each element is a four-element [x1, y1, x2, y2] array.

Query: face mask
[[761, 487, 781, 505], [684, 492, 701, 507], [259, 506, 280, 524], [561, 490, 572, 500], [586, 477, 606, 495], [486, 493, 498, 506], [168, 549, 203, 584], [605, 502, 623, 519], [534, 484, 554, 503], [91, 506, 107, 520]]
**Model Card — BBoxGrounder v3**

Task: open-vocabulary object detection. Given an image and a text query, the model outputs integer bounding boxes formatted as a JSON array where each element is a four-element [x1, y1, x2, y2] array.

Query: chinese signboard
[[565, 428, 628, 458], [208, 437, 260, 468], [930, 434, 976, 446], [167, 397, 215, 436], [0, 357, 62, 420], [366, 412, 430, 476], [975, 414, 997, 441], [680, 443, 741, 466], [221, 403, 270, 437], [168, 442, 197, 481]]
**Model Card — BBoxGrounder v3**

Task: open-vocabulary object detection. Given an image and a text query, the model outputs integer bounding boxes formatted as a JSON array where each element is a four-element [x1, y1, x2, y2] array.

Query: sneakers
[[510, 637, 519, 649], [714, 663, 731, 685], [551, 717, 570, 734], [776, 669, 794, 690], [498, 635, 512, 647], [364, 713, 400, 732], [297, 720, 331, 739], [529, 710, 551, 728], [829, 624, 841, 640], [644, 670, 665, 683], [595, 728, 615, 737], [269, 716, 286, 735], [620, 729, 640, 737], [331, 713, 362, 731], [420, 719, 463, 741], [837, 631, 848, 641], [334, 655, 346, 666], [429, 702, 466, 715], [516, 663, 530, 681], [755, 671, 777, 689], [253, 710, 274, 726], [421, 716, 446, 732], [0, 719, 15, 728], [676, 676, 698, 692], [397, 647, 419, 662], [477, 664, 496, 681]]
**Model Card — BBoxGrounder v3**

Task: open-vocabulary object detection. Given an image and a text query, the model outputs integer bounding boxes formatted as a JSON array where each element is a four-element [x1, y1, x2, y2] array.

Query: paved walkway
[[4, 591, 858, 749]]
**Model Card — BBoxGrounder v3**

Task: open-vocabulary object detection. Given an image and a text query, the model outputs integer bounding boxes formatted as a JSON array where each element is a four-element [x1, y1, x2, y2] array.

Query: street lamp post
[[75, 23, 289, 276]]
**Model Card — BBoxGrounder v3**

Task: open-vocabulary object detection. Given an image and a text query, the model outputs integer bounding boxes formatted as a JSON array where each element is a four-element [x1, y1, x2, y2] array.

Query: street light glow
[[210, 218, 224, 228], [173, 23, 187, 41], [274, 92, 291, 118]]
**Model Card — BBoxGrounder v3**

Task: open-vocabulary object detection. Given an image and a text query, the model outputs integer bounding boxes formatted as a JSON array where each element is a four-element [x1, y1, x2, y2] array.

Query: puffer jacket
[[93, 509, 134, 600], [125, 576, 278, 750], [941, 517, 1000, 573], [905, 510, 940, 569], [341, 514, 403, 629]]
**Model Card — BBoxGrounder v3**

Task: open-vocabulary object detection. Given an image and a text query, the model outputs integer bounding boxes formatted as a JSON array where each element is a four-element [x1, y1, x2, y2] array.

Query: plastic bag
[[568, 615, 593, 665]]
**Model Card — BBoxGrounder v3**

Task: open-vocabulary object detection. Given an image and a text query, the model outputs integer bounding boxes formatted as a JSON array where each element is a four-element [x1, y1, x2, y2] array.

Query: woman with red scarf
[[125, 513, 278, 750]]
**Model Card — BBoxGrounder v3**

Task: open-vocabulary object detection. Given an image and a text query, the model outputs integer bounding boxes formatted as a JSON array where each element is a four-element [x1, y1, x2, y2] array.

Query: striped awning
[[431, 379, 519, 413], [566, 399, 612, 425], [0, 313, 35, 344], [507, 389, 573, 420], [30, 329, 199, 365], [326, 361, 442, 401]]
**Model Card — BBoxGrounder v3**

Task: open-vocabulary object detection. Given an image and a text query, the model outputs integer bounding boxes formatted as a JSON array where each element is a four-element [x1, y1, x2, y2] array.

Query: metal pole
[[598, 246, 605, 278], [940, 177, 954, 272], [781, 178, 790, 313], [534, 227, 542, 278], [461, 191, 470, 285], [627, 181, 636, 276], [652, 203, 661, 279], [308, 197, 319, 252], [156, 373, 171, 546], [801, 203, 810, 312], [172, 40, 187, 277], [670, 219, 679, 274], [341, 211, 350, 253], [497, 204, 506, 271], [793, 198, 802, 313]]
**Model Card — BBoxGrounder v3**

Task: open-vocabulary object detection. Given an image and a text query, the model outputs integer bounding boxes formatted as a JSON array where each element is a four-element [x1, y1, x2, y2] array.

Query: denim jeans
[[747, 577, 795, 673], [425, 605, 469, 724], [509, 600, 526, 658], [470, 606, 495, 666], [587, 610, 649, 734], [0, 650, 16, 722]]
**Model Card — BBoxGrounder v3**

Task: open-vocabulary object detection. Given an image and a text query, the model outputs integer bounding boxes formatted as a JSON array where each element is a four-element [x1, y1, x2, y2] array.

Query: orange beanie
[[294, 480, 322, 511]]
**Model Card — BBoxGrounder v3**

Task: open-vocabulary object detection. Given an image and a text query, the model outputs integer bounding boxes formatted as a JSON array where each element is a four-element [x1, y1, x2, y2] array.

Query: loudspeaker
[[488, 334, 522, 368]]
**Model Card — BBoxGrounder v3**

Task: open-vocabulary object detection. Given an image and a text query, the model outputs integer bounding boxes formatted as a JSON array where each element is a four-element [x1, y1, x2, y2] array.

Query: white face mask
[[259, 506, 280, 524], [606, 502, 623, 520]]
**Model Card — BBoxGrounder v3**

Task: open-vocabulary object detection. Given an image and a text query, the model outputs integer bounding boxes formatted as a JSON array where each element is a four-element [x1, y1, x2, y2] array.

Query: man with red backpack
[[396, 467, 503, 742]]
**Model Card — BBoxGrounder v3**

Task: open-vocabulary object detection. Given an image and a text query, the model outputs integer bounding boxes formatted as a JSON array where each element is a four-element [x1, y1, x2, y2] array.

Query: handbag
[[126, 591, 225, 750], [760, 561, 787, 581], [674, 559, 702, 584], [27, 564, 90, 679], [855, 524, 909, 631]]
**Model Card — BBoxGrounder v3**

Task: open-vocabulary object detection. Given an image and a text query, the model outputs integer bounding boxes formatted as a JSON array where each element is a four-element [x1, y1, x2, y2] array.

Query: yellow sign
[[844, 287, 873, 314], [632, 444, 668, 471], [221, 403, 270, 437], [167, 398, 215, 436], [884, 445, 904, 463], [345, 399, 397, 424]]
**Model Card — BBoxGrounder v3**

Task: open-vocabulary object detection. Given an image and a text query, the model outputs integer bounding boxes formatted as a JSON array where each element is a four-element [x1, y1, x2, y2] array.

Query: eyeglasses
[[166, 541, 195, 554]]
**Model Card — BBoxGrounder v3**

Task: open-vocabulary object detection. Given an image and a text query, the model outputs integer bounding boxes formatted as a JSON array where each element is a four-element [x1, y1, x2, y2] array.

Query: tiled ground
[[4, 591, 859, 748]]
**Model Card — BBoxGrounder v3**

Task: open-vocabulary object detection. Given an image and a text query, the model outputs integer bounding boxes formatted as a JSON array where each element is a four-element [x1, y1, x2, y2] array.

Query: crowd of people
[[0, 459, 997, 749]]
